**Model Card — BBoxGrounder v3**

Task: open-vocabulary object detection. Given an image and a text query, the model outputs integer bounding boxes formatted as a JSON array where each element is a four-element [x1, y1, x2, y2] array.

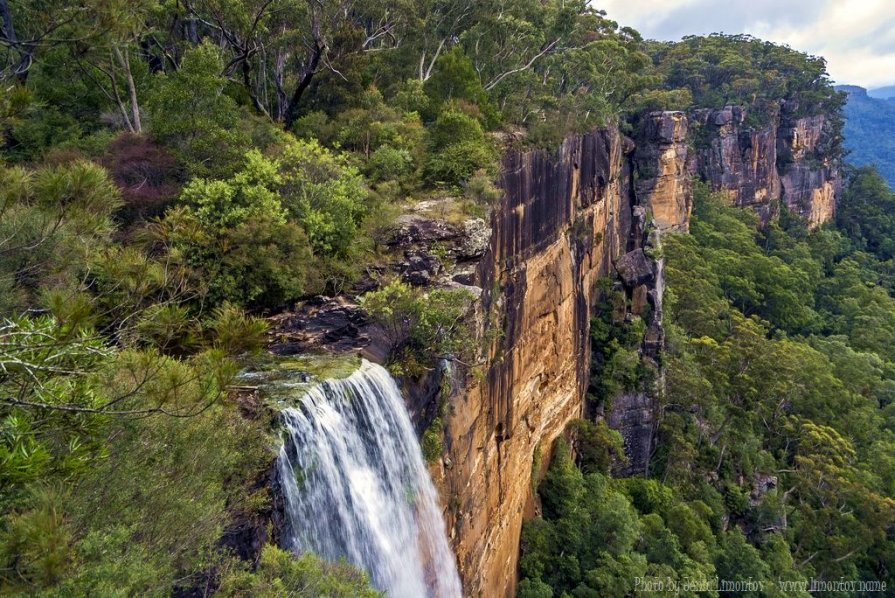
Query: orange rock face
[[778, 114, 841, 227], [437, 129, 635, 597], [436, 107, 840, 597], [633, 111, 693, 231], [634, 108, 840, 230]]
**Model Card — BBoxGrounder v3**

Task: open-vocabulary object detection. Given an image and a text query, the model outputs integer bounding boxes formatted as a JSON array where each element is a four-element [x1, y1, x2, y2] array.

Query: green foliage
[[524, 177, 895, 595], [567, 419, 625, 475], [0, 156, 296, 597], [423, 47, 496, 124], [837, 87, 895, 188], [520, 435, 714, 596], [205, 302, 269, 356], [162, 150, 313, 308], [0, 161, 121, 311], [465, 169, 502, 206], [836, 166, 895, 259], [146, 42, 251, 178], [649, 34, 842, 116], [588, 281, 651, 405], [276, 138, 370, 258], [359, 279, 474, 372], [0, 318, 271, 594], [218, 545, 380, 597], [367, 145, 415, 183], [425, 108, 498, 186], [421, 417, 445, 463], [658, 185, 895, 586]]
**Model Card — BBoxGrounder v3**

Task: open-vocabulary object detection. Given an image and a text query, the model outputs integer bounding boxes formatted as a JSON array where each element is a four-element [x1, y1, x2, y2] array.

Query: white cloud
[[597, 0, 895, 87]]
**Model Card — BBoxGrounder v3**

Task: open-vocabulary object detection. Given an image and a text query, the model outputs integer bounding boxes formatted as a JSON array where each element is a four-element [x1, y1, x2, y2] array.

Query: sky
[[598, 0, 895, 89]]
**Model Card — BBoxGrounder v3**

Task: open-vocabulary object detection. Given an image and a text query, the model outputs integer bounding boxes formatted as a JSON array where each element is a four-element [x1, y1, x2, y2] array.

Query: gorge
[[267, 100, 842, 596], [433, 102, 842, 596]]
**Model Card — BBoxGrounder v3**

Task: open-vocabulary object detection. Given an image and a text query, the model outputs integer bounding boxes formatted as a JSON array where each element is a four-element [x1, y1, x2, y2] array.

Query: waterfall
[[276, 359, 463, 598]]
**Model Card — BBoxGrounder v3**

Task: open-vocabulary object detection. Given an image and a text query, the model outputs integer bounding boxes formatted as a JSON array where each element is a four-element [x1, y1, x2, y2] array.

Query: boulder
[[614, 249, 655, 288]]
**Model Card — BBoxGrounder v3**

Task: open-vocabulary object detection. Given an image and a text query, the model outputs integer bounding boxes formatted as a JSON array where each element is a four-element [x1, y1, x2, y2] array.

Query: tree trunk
[[114, 45, 142, 133], [0, 0, 30, 82], [283, 42, 322, 129], [241, 53, 269, 118]]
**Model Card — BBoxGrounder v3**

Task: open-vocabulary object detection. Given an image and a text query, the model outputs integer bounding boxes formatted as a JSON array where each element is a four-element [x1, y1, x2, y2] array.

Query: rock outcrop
[[634, 107, 840, 229], [693, 106, 782, 219], [777, 112, 841, 227], [607, 392, 655, 476], [633, 111, 693, 231]]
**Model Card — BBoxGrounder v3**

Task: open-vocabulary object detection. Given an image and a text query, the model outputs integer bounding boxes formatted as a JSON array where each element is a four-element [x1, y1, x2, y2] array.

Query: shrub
[[465, 169, 502, 205], [567, 419, 626, 474], [217, 545, 380, 597], [359, 280, 474, 368], [0, 161, 121, 311], [421, 417, 444, 463], [291, 110, 335, 144], [162, 151, 314, 309], [99, 133, 181, 227], [366, 145, 414, 183], [426, 140, 498, 187], [146, 41, 249, 178], [276, 138, 370, 258], [427, 109, 487, 150], [205, 302, 269, 355], [425, 109, 497, 186]]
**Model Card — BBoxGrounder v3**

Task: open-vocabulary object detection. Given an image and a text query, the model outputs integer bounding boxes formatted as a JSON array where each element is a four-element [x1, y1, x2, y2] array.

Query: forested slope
[[837, 85, 895, 188]]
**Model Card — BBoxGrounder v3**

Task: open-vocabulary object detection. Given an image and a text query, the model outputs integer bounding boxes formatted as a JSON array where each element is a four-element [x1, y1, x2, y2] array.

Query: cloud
[[597, 0, 895, 88]]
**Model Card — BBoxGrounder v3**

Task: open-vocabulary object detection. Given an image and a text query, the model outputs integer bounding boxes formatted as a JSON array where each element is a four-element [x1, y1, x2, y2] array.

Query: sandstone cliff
[[436, 129, 636, 597], [440, 103, 840, 596], [633, 111, 693, 231], [634, 105, 841, 229], [268, 104, 841, 598]]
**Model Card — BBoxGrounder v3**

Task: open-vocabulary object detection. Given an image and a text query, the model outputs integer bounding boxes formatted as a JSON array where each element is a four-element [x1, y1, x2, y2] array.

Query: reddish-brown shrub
[[99, 133, 182, 227]]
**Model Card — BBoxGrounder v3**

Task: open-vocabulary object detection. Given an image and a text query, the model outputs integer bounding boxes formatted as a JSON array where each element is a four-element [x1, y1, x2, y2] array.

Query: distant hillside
[[869, 85, 895, 99], [836, 85, 895, 188]]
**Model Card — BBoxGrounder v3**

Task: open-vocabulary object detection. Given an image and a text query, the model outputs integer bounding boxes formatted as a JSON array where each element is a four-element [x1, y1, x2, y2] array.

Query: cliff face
[[272, 104, 841, 597], [635, 107, 840, 229], [437, 129, 636, 597], [440, 104, 840, 596], [633, 111, 693, 231], [777, 112, 841, 227]]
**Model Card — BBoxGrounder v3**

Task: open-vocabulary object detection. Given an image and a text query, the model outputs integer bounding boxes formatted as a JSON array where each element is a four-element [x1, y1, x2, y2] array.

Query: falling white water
[[277, 359, 463, 598]]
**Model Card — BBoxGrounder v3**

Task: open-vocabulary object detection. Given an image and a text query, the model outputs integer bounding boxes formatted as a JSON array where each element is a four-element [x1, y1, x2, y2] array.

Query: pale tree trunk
[[107, 48, 135, 133], [114, 45, 142, 133]]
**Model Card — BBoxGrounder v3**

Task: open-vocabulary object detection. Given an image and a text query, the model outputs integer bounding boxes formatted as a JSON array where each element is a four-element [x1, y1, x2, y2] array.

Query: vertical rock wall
[[635, 107, 840, 229], [778, 112, 841, 227], [437, 104, 840, 596], [633, 111, 693, 231], [437, 129, 636, 597]]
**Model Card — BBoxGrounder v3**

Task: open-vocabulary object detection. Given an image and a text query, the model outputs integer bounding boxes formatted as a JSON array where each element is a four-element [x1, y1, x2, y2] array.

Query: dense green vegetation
[[648, 35, 842, 116], [837, 86, 895, 188], [519, 180, 895, 596], [0, 0, 856, 595]]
